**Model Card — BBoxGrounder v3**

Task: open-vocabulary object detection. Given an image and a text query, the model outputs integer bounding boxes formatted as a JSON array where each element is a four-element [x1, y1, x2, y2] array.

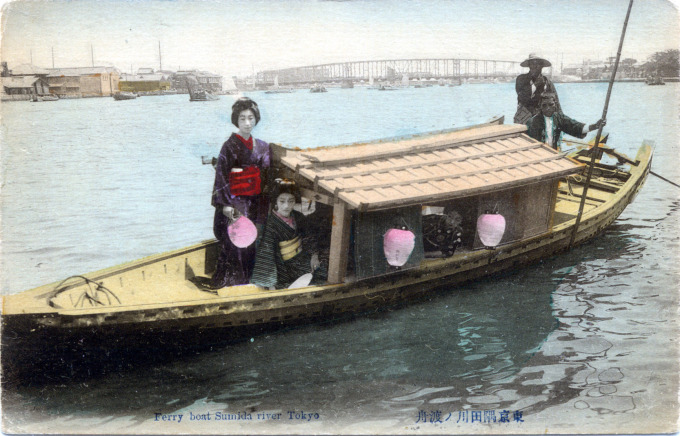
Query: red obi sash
[[229, 166, 261, 196]]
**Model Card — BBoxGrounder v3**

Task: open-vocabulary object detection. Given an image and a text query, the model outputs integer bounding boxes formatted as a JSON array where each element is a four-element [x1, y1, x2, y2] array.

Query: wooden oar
[[650, 171, 680, 189], [566, 140, 680, 189], [569, 0, 634, 248], [562, 135, 609, 149]]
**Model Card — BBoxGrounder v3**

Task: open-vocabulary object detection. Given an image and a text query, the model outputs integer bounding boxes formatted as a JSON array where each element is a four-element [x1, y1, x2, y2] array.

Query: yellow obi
[[279, 236, 302, 261]]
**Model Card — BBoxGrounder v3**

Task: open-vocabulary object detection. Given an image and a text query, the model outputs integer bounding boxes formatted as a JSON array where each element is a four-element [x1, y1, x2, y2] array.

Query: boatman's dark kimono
[[526, 111, 587, 150], [211, 133, 270, 288], [514, 73, 561, 124], [250, 210, 327, 289]]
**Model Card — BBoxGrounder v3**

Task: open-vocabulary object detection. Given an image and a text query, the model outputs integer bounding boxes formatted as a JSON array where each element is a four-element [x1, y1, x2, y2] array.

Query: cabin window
[[353, 205, 424, 279], [472, 181, 556, 247], [421, 196, 477, 255], [419, 180, 557, 253], [298, 199, 334, 273]]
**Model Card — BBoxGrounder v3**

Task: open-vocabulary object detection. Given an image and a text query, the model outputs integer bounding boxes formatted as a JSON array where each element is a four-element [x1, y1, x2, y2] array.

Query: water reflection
[[373, 226, 656, 422]]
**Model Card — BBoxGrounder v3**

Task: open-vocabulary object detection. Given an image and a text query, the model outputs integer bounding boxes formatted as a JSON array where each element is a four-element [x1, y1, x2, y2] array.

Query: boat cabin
[[275, 122, 584, 284]]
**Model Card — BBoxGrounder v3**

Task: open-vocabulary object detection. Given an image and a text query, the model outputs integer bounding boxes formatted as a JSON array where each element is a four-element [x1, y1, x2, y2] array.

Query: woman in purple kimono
[[211, 97, 271, 288]]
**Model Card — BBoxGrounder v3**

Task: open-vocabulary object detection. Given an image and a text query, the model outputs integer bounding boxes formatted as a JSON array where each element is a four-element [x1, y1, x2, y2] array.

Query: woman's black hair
[[271, 178, 301, 205], [231, 97, 261, 127]]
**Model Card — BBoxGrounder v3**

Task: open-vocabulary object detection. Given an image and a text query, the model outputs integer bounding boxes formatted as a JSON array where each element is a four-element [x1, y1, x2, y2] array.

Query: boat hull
[[113, 92, 137, 100], [190, 95, 219, 101]]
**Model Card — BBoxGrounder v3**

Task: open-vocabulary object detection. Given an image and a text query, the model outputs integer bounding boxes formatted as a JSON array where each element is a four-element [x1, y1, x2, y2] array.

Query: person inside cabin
[[210, 97, 271, 289], [250, 179, 328, 290], [514, 54, 561, 124], [526, 92, 606, 151]]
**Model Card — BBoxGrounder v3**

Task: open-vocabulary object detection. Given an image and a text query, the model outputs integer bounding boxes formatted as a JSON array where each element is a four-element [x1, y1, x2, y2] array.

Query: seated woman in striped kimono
[[250, 180, 328, 290]]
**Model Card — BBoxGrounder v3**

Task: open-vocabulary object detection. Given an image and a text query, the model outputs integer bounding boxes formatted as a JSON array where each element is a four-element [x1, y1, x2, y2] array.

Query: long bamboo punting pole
[[569, 0, 634, 248]]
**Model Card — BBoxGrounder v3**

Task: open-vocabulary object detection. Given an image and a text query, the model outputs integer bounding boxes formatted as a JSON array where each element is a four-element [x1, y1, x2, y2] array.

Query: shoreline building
[[46, 67, 120, 98], [1, 76, 51, 100], [0, 62, 51, 101], [119, 68, 173, 94]]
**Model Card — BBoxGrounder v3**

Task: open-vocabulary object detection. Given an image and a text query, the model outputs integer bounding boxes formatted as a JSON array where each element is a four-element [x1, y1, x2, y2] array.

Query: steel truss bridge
[[234, 58, 526, 89]]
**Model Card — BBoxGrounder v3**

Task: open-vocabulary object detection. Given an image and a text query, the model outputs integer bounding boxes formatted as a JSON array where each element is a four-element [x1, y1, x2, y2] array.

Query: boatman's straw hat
[[520, 53, 551, 68]]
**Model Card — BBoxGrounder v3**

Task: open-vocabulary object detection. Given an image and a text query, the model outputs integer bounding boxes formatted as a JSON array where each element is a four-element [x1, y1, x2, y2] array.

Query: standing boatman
[[514, 53, 561, 124]]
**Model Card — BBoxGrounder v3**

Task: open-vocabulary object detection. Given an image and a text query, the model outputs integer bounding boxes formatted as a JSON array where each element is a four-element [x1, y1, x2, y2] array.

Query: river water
[[1, 83, 678, 434]]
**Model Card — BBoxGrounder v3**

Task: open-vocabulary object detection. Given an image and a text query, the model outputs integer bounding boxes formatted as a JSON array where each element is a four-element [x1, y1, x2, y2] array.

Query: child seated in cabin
[[250, 180, 328, 290]]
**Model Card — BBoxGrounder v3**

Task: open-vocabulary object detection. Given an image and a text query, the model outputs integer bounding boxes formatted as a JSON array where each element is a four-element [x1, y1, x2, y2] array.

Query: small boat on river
[[31, 94, 59, 102], [340, 79, 354, 89], [310, 84, 327, 93], [112, 91, 138, 100], [646, 76, 665, 85], [1, 117, 653, 378], [189, 88, 219, 101]]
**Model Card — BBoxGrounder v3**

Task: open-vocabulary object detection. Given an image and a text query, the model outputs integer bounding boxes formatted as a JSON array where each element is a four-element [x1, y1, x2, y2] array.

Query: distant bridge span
[[234, 58, 529, 89]]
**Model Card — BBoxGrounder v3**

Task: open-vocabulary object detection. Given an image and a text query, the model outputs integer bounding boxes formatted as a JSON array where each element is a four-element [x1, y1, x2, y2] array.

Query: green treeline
[[645, 49, 679, 77]]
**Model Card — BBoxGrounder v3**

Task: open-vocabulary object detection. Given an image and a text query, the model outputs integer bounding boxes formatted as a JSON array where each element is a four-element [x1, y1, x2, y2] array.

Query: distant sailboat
[[368, 74, 380, 89], [401, 74, 410, 87], [265, 75, 294, 94]]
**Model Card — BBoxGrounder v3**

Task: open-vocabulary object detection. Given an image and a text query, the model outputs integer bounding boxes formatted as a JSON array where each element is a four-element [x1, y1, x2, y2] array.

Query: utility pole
[[52, 47, 55, 68], [159, 41, 162, 71], [91, 44, 94, 67]]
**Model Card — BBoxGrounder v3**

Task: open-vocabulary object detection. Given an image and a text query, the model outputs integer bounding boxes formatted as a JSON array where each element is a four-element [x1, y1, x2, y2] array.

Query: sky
[[1, 0, 678, 82]]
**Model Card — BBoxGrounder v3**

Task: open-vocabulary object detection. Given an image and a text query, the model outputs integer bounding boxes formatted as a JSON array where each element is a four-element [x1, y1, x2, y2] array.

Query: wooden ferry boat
[[1, 118, 653, 378]]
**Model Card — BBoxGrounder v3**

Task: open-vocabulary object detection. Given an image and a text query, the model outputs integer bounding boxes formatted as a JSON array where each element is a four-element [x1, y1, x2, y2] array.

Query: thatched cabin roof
[[281, 123, 583, 211]]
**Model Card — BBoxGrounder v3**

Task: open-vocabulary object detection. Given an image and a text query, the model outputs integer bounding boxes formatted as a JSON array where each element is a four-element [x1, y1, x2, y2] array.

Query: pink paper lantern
[[228, 216, 258, 248], [477, 214, 506, 247], [383, 228, 416, 267]]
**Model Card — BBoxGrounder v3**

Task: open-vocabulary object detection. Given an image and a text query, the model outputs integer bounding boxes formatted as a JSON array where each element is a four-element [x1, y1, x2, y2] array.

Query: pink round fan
[[228, 216, 257, 248], [477, 214, 506, 247], [383, 228, 416, 267]]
